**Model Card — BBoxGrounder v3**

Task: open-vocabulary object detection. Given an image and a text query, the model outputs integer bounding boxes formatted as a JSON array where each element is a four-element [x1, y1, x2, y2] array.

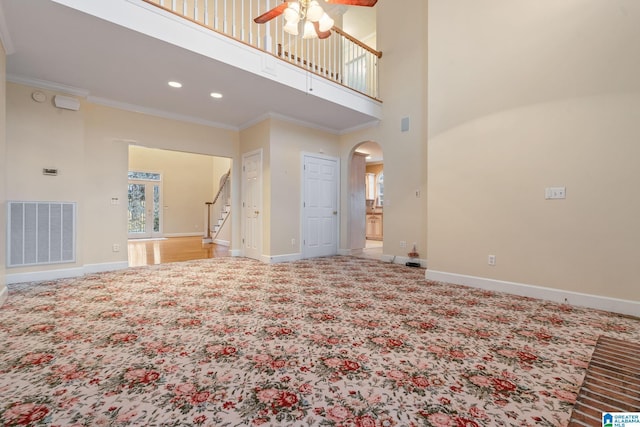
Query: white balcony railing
[[143, 0, 382, 100]]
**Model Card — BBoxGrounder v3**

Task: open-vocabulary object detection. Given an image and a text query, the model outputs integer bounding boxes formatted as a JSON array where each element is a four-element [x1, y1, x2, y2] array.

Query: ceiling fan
[[254, 0, 377, 40]]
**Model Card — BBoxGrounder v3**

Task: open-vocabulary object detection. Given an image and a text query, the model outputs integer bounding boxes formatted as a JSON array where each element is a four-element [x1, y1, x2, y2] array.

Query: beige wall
[[0, 41, 6, 303], [270, 119, 340, 256], [340, 0, 428, 259], [129, 146, 215, 236], [128, 146, 232, 241], [239, 119, 271, 255], [5, 84, 240, 276], [240, 118, 340, 258], [428, 94, 640, 301], [6, 83, 88, 274], [427, 1, 640, 303]]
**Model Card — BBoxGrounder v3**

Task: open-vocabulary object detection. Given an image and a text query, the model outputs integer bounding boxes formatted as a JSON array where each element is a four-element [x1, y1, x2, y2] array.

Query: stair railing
[[204, 169, 231, 242], [141, 0, 382, 100]]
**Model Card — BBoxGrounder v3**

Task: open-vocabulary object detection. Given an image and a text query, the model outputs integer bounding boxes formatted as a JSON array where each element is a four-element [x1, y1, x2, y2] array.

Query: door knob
[[255, 210, 260, 215], [333, 211, 337, 215]]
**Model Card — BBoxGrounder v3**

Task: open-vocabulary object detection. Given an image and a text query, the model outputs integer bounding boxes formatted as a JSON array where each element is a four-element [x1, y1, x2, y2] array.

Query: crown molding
[[7, 73, 239, 131], [7, 74, 90, 97], [240, 112, 343, 135], [88, 96, 239, 131], [0, 1, 15, 55]]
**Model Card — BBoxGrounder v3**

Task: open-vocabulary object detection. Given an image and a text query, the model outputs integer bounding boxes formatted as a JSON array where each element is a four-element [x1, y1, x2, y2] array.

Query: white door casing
[[302, 154, 339, 259], [242, 150, 262, 261]]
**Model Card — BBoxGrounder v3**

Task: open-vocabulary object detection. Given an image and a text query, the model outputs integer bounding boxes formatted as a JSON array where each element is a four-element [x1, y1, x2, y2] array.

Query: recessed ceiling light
[[168, 81, 182, 88], [210, 92, 223, 99]]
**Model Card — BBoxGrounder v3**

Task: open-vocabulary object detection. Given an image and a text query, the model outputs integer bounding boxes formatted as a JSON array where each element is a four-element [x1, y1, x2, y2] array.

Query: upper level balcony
[[1, 0, 383, 133]]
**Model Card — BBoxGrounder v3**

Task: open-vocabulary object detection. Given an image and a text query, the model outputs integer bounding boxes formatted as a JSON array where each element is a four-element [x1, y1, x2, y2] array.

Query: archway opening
[[348, 141, 383, 259]]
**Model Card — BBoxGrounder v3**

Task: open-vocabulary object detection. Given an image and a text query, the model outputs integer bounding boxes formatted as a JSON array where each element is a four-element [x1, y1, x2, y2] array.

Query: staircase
[[203, 169, 231, 244], [210, 199, 231, 241]]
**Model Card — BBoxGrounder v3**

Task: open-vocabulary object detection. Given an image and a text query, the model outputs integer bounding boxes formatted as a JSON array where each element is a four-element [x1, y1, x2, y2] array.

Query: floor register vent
[[7, 201, 76, 267]]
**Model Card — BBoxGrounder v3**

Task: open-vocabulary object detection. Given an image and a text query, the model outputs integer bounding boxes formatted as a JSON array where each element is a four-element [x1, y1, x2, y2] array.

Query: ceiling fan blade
[[325, 0, 377, 6], [313, 22, 332, 39], [254, 2, 288, 24]]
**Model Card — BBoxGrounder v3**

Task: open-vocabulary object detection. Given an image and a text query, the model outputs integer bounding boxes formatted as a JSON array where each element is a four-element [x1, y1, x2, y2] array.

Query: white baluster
[[232, 0, 236, 38], [223, 0, 228, 34], [214, 0, 218, 30]]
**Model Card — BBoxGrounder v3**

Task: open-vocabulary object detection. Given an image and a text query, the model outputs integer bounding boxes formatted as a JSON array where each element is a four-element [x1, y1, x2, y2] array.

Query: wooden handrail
[[332, 27, 382, 59], [211, 169, 231, 206]]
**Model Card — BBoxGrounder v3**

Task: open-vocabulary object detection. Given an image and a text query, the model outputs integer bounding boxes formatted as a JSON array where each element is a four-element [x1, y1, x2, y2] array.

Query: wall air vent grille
[[7, 201, 76, 267]]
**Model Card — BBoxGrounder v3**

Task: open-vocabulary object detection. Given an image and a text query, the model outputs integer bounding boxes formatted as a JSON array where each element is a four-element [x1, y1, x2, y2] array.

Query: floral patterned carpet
[[1, 256, 638, 427]]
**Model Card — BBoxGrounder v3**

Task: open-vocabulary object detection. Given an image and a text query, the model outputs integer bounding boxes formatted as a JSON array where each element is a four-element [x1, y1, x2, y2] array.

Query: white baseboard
[[6, 262, 129, 285], [213, 239, 230, 246], [0, 285, 7, 307], [380, 255, 427, 267], [338, 248, 364, 256], [264, 253, 302, 264], [426, 270, 639, 318], [6, 267, 85, 285], [83, 262, 129, 275], [230, 249, 243, 257], [163, 232, 203, 238]]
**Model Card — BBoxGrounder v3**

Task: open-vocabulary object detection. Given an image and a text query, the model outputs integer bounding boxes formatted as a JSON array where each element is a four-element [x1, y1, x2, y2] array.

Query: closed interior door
[[128, 180, 162, 239], [242, 150, 262, 260], [303, 155, 338, 258]]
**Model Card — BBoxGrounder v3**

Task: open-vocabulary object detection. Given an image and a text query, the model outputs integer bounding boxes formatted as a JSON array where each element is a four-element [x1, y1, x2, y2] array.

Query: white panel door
[[303, 155, 338, 258], [242, 150, 262, 261]]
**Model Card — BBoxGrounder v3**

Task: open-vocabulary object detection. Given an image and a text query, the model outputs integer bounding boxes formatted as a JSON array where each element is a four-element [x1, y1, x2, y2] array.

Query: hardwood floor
[[568, 335, 640, 426], [128, 236, 230, 267]]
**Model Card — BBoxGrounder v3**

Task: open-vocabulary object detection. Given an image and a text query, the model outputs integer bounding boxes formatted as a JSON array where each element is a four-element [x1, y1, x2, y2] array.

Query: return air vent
[[7, 201, 76, 267]]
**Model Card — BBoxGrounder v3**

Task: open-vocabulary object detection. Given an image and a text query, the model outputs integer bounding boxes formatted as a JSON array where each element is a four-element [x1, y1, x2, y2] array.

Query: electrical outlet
[[400, 241, 407, 248], [488, 254, 496, 266], [545, 187, 566, 199], [112, 244, 120, 252]]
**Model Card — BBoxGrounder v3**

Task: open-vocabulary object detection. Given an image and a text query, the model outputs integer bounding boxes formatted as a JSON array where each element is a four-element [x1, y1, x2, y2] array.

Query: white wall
[[427, 1, 640, 309], [0, 41, 7, 305]]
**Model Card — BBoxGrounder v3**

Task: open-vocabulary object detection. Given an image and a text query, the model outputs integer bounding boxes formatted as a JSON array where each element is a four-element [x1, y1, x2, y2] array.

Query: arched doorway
[[348, 141, 383, 259]]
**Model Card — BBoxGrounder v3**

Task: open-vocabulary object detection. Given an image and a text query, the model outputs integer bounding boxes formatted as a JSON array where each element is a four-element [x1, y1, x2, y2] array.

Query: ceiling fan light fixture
[[302, 20, 318, 39], [306, 1, 324, 22], [318, 13, 334, 32], [283, 2, 300, 23], [283, 20, 299, 35]]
